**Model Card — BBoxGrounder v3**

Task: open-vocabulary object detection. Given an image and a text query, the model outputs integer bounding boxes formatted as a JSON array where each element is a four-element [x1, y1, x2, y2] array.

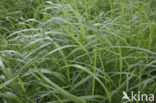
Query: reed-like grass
[[0, 0, 156, 103]]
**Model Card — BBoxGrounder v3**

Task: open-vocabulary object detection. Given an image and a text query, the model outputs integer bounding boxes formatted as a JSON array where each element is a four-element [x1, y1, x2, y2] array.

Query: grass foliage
[[0, 0, 156, 103]]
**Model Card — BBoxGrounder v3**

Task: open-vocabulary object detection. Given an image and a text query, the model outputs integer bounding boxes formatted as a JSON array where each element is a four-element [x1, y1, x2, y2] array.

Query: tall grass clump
[[0, 0, 156, 103]]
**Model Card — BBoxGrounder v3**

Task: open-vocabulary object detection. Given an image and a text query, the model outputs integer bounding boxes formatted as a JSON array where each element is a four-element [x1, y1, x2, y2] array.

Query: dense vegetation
[[0, 0, 156, 103]]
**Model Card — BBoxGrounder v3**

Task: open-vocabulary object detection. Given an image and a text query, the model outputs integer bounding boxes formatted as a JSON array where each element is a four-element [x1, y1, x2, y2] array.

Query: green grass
[[0, 0, 156, 103]]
